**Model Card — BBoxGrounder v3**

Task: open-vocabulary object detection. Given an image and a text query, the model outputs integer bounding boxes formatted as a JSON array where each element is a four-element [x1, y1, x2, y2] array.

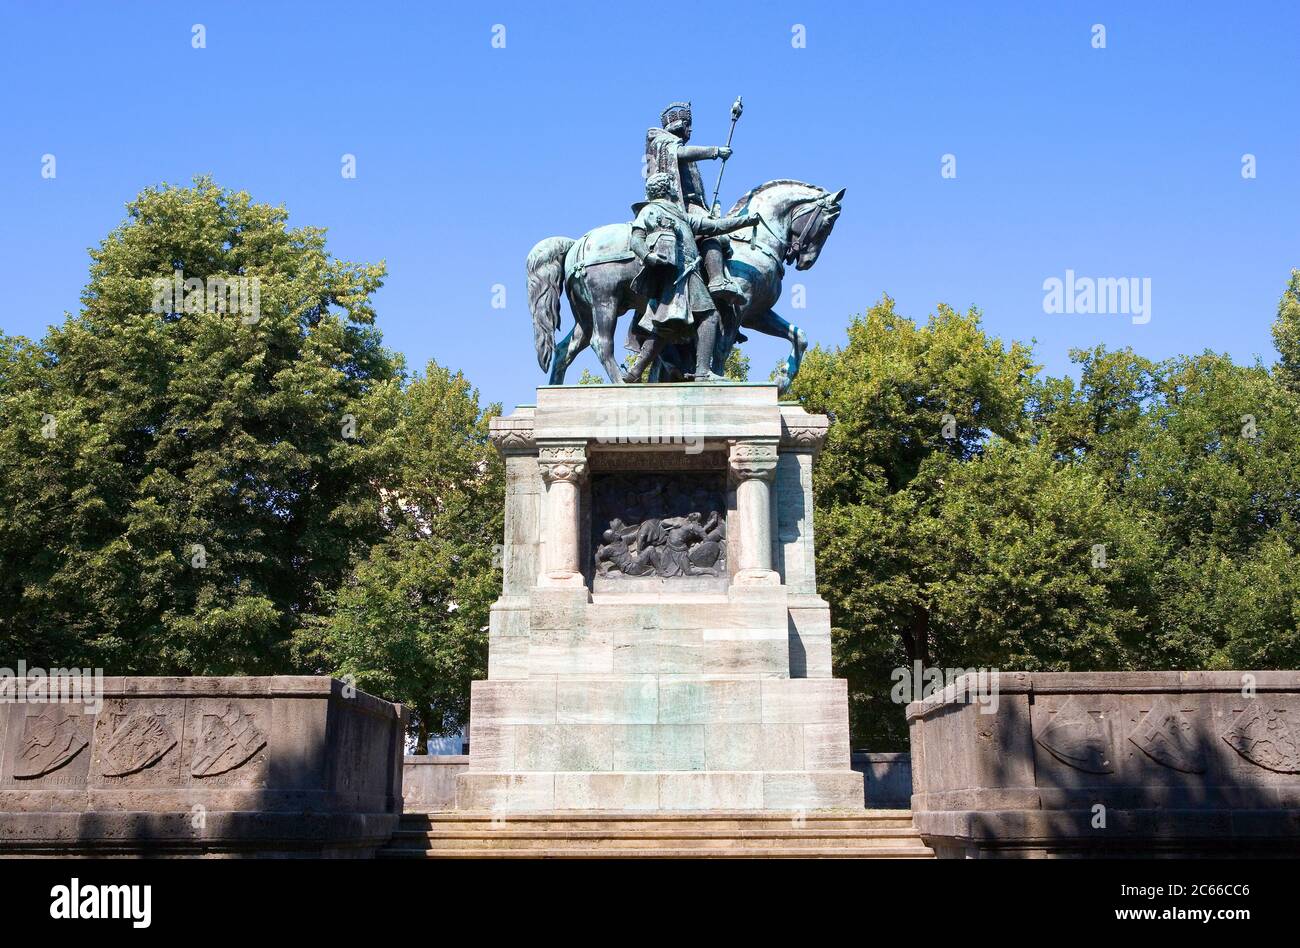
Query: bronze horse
[[527, 180, 844, 389]]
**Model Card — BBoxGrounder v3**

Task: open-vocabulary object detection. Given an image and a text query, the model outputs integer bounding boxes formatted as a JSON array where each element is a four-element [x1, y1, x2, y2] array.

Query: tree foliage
[[294, 364, 502, 748], [1273, 269, 1300, 394], [792, 293, 1300, 748], [0, 177, 399, 673]]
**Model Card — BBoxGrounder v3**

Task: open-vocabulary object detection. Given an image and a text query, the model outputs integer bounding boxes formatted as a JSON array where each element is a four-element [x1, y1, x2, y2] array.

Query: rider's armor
[[644, 102, 744, 307]]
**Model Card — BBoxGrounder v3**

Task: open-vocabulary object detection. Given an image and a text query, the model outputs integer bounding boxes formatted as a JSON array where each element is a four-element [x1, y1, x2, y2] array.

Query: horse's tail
[[526, 236, 576, 372]]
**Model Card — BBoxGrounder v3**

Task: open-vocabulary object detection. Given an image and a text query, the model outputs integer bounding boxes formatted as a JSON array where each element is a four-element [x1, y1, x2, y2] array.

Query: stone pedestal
[[460, 383, 860, 812]]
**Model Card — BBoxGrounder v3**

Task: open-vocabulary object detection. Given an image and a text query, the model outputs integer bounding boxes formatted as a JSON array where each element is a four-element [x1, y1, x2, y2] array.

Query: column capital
[[728, 439, 779, 482], [537, 441, 588, 485]]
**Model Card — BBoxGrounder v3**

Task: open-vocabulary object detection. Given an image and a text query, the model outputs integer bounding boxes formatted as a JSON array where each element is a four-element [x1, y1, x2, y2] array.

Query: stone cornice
[[779, 408, 830, 455], [489, 411, 536, 455]]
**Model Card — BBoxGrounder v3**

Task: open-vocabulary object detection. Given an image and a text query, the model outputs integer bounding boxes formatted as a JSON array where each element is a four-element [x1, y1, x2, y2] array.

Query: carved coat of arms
[[1035, 698, 1113, 773], [191, 703, 267, 777], [1128, 696, 1207, 773], [99, 709, 178, 777], [1222, 701, 1300, 773], [14, 708, 88, 779]]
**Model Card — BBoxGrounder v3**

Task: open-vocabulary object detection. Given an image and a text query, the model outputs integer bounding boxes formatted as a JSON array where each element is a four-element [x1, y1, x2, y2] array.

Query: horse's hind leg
[[550, 289, 594, 384], [591, 302, 625, 383], [551, 322, 591, 385], [549, 325, 576, 384]]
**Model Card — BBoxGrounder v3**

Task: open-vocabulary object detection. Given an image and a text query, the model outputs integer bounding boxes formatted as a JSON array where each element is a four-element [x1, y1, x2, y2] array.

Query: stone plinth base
[[473, 384, 861, 814], [0, 676, 407, 858], [457, 770, 863, 811], [462, 672, 860, 812]]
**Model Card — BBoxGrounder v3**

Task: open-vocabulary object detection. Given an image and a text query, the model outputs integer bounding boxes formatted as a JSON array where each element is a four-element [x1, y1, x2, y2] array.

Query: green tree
[[789, 296, 1038, 746], [790, 289, 1300, 748], [793, 297, 1036, 502], [1034, 344, 1300, 670], [0, 177, 399, 674], [294, 363, 503, 748], [1273, 269, 1300, 394], [723, 344, 750, 381]]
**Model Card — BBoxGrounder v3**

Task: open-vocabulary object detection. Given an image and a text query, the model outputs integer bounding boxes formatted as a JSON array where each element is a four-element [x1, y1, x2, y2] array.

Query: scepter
[[709, 96, 743, 213]]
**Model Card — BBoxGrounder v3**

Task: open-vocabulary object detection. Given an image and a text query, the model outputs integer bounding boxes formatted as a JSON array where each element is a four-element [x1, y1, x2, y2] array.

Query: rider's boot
[[622, 334, 664, 383], [702, 239, 744, 304]]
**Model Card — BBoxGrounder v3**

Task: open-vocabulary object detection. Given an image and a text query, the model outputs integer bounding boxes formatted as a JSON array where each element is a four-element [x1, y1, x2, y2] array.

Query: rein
[[731, 192, 835, 268], [784, 196, 831, 265]]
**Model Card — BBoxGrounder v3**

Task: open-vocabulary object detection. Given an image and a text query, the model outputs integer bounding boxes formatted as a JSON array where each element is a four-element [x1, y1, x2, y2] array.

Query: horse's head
[[785, 187, 845, 271]]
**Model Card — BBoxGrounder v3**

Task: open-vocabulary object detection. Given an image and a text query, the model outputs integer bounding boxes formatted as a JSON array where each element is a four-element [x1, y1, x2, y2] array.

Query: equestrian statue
[[526, 99, 844, 390]]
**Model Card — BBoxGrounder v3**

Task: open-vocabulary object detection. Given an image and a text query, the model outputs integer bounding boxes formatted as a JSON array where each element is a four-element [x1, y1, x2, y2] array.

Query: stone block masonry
[[908, 670, 1300, 857], [462, 384, 861, 811], [0, 676, 407, 857]]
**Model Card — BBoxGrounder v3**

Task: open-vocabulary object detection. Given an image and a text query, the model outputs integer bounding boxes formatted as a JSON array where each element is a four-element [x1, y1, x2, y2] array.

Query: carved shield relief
[[91, 699, 185, 783], [1035, 698, 1114, 774], [13, 707, 90, 780], [100, 711, 178, 776], [1222, 701, 1300, 773], [190, 702, 268, 778], [1127, 696, 1208, 774]]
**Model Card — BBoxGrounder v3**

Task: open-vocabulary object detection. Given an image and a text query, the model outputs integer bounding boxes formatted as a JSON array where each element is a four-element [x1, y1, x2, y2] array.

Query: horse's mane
[[726, 179, 824, 216]]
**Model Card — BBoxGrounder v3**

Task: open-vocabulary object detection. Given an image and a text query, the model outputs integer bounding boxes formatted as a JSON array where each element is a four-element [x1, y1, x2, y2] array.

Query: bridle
[[783, 194, 838, 265]]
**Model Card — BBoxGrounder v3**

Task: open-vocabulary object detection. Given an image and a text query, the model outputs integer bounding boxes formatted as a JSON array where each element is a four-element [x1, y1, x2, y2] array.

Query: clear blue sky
[[2, 1, 1297, 409]]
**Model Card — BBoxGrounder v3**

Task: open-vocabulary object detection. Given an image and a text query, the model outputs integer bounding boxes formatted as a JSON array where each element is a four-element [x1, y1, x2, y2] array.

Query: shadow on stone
[[909, 671, 1300, 858], [0, 676, 406, 858]]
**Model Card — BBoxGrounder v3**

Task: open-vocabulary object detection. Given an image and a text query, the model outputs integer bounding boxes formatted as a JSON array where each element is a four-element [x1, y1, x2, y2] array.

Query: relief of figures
[[592, 474, 727, 579], [597, 511, 726, 578]]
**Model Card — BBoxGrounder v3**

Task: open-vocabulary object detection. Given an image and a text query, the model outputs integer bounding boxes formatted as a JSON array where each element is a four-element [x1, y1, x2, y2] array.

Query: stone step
[[389, 828, 928, 849], [395, 811, 915, 827], [379, 810, 934, 858], [380, 845, 936, 859], [406, 809, 914, 831]]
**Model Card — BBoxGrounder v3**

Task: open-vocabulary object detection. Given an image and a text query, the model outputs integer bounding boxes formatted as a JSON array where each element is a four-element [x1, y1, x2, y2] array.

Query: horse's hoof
[[775, 357, 796, 393]]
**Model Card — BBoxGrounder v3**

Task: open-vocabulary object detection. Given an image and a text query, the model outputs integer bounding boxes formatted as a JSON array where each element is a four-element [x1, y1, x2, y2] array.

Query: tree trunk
[[903, 605, 930, 668]]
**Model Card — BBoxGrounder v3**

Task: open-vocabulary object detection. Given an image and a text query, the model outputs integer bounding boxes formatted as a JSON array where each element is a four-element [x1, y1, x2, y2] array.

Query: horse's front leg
[[741, 308, 808, 389], [712, 300, 745, 376]]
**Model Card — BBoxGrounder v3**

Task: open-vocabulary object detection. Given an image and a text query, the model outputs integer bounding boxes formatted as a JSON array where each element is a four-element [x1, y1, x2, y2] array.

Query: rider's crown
[[660, 101, 692, 128]]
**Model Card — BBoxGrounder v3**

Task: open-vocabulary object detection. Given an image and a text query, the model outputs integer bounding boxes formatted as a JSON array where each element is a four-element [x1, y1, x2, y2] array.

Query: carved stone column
[[537, 441, 588, 588], [729, 439, 780, 586]]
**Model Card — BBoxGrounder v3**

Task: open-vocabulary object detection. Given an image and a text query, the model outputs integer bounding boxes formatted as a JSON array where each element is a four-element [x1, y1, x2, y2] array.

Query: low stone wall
[[403, 755, 469, 810], [851, 752, 912, 808], [908, 671, 1300, 858], [0, 676, 406, 857]]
